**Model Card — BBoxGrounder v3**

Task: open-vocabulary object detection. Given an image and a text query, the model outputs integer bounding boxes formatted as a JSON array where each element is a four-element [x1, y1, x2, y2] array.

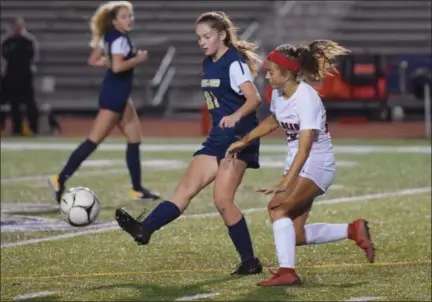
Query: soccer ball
[[60, 187, 101, 227]]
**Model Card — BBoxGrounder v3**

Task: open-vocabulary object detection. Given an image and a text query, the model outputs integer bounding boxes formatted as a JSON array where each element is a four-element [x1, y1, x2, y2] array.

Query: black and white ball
[[60, 187, 101, 227]]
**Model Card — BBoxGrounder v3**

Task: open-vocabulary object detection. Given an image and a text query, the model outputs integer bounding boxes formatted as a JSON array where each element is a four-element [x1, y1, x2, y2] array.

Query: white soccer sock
[[305, 223, 348, 245], [273, 218, 296, 268]]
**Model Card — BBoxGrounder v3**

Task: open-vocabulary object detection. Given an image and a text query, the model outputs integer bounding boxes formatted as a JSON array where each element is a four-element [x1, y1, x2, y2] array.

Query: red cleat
[[348, 219, 375, 263], [257, 268, 302, 287]]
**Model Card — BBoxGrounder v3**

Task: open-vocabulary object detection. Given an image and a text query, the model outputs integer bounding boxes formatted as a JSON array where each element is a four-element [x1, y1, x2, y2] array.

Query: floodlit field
[[1, 137, 431, 301]]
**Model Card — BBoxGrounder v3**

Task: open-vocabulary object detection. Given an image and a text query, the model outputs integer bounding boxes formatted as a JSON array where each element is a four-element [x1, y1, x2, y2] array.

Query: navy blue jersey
[[201, 46, 259, 139], [98, 28, 136, 113], [194, 46, 260, 169]]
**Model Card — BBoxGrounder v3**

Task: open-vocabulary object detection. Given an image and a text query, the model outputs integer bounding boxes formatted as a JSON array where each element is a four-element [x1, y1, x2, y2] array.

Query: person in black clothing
[[1, 17, 39, 136]]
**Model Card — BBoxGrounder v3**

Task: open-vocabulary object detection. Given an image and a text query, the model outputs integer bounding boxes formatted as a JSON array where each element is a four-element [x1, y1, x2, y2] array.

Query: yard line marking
[[182, 187, 431, 219], [1, 169, 126, 184], [1, 160, 186, 184], [1, 186, 430, 248], [175, 293, 220, 301], [13, 291, 56, 300], [345, 296, 382, 302], [2, 259, 430, 281], [1, 142, 431, 154], [1, 162, 357, 185]]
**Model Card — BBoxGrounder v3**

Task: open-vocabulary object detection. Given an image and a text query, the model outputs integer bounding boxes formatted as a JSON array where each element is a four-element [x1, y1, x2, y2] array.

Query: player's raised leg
[[294, 213, 375, 263], [116, 155, 218, 245], [117, 100, 160, 200], [213, 158, 262, 275], [49, 109, 119, 203]]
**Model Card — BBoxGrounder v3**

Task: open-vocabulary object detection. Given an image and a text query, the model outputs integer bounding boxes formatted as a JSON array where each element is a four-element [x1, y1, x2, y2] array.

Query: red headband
[[266, 50, 301, 72]]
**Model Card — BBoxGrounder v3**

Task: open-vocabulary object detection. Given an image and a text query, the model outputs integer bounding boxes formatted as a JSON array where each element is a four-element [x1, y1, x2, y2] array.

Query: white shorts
[[283, 153, 336, 193]]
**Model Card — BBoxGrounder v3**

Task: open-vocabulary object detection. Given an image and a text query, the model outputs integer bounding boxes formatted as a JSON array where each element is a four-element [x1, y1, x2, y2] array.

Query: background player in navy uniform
[[116, 11, 263, 275], [49, 1, 159, 203]]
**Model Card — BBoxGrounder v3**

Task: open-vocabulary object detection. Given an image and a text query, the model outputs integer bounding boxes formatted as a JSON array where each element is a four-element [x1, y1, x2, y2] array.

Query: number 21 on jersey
[[204, 91, 219, 110]]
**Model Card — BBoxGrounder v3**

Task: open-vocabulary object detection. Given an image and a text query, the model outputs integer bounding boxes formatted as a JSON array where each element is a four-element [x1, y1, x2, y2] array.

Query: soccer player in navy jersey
[[116, 11, 263, 275], [49, 1, 159, 203]]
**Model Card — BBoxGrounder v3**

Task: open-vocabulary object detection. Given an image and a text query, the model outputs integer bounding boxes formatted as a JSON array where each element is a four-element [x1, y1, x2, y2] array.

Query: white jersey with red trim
[[270, 81, 334, 171]]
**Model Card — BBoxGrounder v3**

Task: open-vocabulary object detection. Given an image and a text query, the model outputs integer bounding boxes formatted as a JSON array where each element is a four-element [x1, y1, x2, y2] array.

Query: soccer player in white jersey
[[226, 40, 375, 286]]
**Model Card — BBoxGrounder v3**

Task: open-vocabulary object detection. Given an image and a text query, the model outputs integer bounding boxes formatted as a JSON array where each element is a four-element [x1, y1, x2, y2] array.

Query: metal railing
[[146, 45, 176, 107], [146, 46, 177, 107]]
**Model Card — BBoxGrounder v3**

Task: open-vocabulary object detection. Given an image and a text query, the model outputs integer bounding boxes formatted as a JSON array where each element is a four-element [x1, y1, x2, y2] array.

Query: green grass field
[[1, 137, 431, 301]]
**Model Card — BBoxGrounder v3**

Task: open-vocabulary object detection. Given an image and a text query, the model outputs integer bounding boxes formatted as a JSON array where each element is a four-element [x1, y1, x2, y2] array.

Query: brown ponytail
[[270, 40, 350, 82]]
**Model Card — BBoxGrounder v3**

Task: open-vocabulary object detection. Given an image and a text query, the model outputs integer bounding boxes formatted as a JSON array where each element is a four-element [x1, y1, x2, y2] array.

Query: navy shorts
[[193, 132, 260, 169], [98, 81, 131, 114], [98, 94, 129, 114]]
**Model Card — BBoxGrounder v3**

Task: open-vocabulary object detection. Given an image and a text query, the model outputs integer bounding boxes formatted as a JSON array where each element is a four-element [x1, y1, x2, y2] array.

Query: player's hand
[[100, 57, 109, 67], [225, 140, 247, 158], [256, 184, 288, 195], [136, 50, 148, 63], [219, 113, 241, 128]]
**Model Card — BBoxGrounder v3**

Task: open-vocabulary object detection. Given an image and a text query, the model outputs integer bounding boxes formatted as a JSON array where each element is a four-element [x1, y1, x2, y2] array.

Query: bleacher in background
[[0, 0, 270, 113], [335, 1, 431, 55], [0, 0, 431, 117]]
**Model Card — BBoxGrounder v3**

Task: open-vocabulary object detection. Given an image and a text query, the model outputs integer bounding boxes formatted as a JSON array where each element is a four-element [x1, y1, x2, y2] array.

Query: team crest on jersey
[[201, 79, 220, 88]]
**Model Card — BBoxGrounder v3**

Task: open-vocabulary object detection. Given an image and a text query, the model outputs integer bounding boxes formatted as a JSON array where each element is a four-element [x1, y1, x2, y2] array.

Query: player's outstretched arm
[[245, 113, 279, 142], [226, 114, 279, 155]]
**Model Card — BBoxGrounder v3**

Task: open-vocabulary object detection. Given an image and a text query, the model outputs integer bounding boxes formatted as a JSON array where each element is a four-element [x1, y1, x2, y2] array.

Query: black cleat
[[130, 187, 161, 201], [115, 208, 152, 245], [231, 257, 263, 275]]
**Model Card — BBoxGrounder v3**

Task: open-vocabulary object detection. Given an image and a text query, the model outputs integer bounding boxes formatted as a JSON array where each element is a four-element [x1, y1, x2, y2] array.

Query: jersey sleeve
[[110, 36, 130, 56], [297, 91, 322, 131], [229, 61, 253, 94]]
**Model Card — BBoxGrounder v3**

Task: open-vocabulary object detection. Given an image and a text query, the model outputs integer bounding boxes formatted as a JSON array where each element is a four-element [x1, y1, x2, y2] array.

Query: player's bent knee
[[213, 198, 235, 215]]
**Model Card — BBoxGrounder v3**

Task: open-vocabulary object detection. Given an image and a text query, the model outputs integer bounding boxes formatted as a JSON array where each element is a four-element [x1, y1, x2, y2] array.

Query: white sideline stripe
[[1, 162, 356, 185], [1, 187, 430, 249], [1, 142, 431, 154], [13, 291, 56, 300], [1, 159, 186, 184], [1, 169, 126, 184], [175, 293, 220, 301], [345, 296, 382, 302]]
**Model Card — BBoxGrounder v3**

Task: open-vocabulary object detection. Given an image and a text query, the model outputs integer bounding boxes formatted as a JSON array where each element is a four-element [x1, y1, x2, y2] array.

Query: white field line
[[13, 291, 56, 300], [175, 293, 220, 301], [345, 296, 382, 302], [1, 142, 431, 154], [1, 160, 187, 184], [0, 161, 357, 185], [1, 168, 126, 184], [1, 187, 430, 248]]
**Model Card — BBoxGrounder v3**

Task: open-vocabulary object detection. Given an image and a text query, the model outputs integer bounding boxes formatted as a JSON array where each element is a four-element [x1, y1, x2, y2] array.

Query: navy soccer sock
[[141, 200, 181, 234], [228, 215, 255, 262], [126, 142, 142, 191], [58, 139, 97, 185]]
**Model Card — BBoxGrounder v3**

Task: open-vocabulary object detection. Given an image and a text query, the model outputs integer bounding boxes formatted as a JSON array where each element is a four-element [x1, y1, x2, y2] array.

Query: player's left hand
[[219, 113, 241, 128]]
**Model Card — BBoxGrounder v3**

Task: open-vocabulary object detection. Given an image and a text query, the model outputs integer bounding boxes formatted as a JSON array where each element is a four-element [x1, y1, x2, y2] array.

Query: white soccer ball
[[60, 187, 101, 227]]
